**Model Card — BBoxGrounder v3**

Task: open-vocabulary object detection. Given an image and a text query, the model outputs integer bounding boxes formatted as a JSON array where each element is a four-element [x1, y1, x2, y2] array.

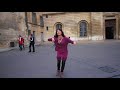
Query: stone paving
[[0, 40, 120, 78]]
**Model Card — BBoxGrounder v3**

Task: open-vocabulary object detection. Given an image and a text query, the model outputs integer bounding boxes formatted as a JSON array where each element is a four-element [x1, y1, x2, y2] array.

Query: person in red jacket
[[48, 29, 76, 78], [18, 35, 24, 51]]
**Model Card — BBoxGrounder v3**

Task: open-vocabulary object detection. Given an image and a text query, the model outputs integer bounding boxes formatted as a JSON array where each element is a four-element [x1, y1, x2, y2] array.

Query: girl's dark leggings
[[57, 57, 66, 72]]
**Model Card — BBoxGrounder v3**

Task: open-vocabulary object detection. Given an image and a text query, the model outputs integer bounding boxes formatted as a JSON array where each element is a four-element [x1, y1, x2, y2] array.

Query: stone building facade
[[25, 12, 44, 45], [0, 12, 27, 48], [41, 12, 120, 41], [0, 12, 120, 48]]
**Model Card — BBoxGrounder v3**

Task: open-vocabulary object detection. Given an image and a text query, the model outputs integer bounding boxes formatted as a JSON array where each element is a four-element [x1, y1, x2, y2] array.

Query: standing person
[[29, 34, 35, 52], [18, 35, 23, 51], [48, 29, 76, 78]]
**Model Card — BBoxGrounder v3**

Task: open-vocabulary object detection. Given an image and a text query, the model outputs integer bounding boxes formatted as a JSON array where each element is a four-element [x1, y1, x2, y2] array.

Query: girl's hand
[[52, 37, 55, 42], [73, 41, 76, 45]]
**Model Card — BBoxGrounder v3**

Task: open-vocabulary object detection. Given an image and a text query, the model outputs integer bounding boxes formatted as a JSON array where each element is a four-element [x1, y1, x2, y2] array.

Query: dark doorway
[[105, 19, 116, 39], [105, 27, 114, 39]]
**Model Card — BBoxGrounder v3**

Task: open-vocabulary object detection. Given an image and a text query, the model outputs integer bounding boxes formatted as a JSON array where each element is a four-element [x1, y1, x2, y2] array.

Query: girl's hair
[[54, 29, 65, 38]]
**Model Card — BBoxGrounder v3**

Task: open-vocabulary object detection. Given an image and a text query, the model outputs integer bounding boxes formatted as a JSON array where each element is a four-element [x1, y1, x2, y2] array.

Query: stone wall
[[42, 12, 91, 41], [0, 12, 120, 48], [91, 12, 104, 40], [26, 12, 43, 45], [0, 12, 27, 48]]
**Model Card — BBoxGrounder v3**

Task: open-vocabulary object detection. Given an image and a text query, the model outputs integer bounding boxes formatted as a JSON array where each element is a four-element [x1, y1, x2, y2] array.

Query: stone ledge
[[0, 47, 18, 53]]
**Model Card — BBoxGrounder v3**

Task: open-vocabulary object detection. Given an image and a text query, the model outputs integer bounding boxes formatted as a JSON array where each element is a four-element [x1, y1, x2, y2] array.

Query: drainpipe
[[25, 12, 29, 36]]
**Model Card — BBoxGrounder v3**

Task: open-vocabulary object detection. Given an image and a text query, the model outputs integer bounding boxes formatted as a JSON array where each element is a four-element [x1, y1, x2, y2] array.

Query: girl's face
[[57, 30, 62, 36]]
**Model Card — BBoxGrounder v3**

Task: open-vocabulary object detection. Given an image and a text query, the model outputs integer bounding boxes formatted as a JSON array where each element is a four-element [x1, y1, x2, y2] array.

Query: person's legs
[[56, 57, 61, 76], [19, 44, 22, 51], [32, 43, 35, 52], [57, 58, 61, 71], [29, 43, 32, 52], [60, 58, 67, 78], [61, 60, 66, 72]]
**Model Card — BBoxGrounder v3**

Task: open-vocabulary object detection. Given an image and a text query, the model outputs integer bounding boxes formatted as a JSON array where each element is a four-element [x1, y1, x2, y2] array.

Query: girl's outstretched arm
[[67, 37, 76, 45], [48, 37, 55, 42], [48, 38, 52, 41]]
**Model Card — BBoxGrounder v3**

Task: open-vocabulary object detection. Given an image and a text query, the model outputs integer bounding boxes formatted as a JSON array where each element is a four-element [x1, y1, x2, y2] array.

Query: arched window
[[56, 23, 62, 30], [80, 20, 87, 37]]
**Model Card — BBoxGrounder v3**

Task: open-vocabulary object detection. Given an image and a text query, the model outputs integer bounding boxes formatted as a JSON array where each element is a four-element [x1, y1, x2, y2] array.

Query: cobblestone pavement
[[0, 40, 120, 78]]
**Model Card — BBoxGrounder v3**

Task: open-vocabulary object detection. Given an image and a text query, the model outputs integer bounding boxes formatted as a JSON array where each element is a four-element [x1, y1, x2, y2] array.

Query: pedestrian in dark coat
[[29, 34, 35, 52]]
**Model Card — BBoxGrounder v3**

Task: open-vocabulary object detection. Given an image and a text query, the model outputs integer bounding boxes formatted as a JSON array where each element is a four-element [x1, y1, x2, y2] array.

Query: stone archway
[[54, 22, 63, 33]]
